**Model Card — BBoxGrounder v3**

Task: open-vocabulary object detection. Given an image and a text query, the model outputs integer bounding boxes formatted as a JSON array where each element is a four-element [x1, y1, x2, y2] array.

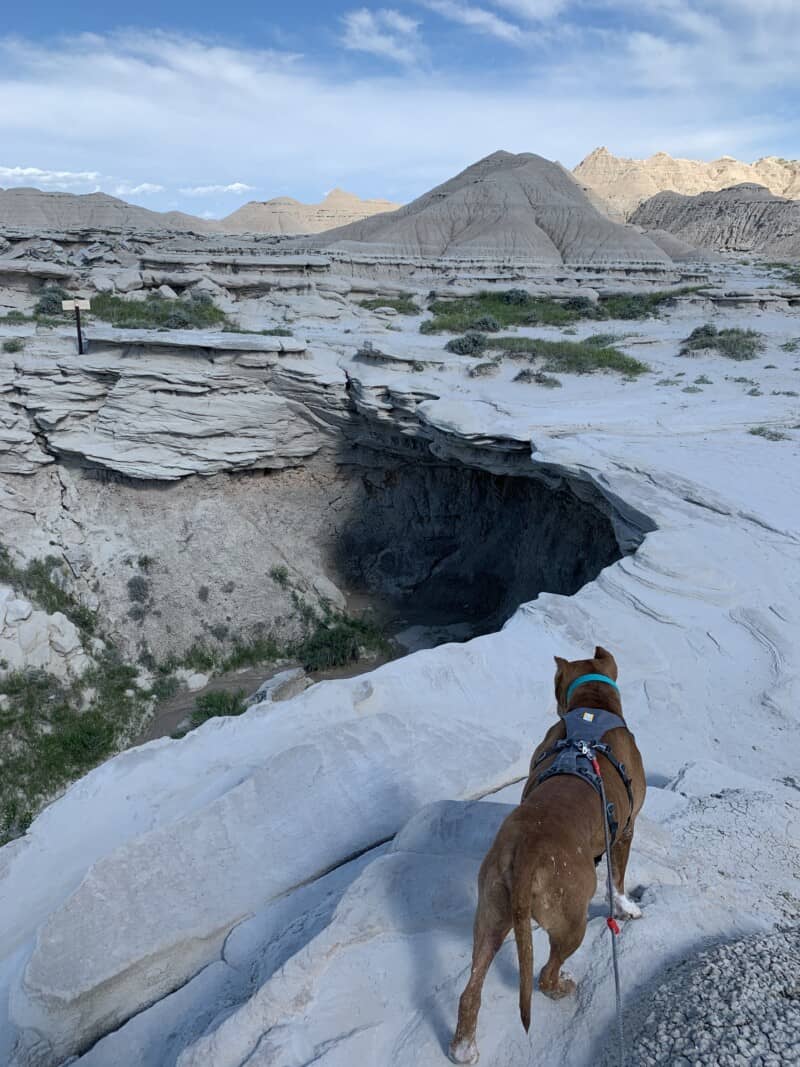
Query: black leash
[[584, 745, 625, 1067]]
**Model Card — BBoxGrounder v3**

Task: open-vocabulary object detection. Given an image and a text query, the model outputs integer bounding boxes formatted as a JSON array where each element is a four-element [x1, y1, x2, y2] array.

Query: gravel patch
[[603, 927, 799, 1066]]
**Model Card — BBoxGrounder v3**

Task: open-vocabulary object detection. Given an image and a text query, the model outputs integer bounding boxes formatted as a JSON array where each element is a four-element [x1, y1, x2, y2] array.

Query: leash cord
[[593, 756, 625, 1067]]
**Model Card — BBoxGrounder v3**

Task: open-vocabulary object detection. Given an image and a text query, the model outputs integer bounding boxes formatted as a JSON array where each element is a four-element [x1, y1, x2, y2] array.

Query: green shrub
[[220, 636, 280, 671], [501, 289, 529, 305], [749, 425, 788, 441], [4, 310, 29, 323], [34, 285, 69, 317], [294, 613, 384, 672], [681, 324, 764, 360], [484, 336, 648, 377], [127, 575, 150, 603], [2, 338, 24, 353], [197, 585, 209, 603], [445, 331, 487, 355], [514, 369, 562, 387], [0, 547, 96, 636], [359, 293, 418, 315], [190, 688, 247, 728], [419, 287, 699, 335], [90, 291, 227, 330], [269, 564, 290, 587], [469, 315, 501, 332]]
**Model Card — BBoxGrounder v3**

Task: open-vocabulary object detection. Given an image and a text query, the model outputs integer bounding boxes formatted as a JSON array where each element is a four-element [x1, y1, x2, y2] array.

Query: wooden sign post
[[61, 299, 91, 355]]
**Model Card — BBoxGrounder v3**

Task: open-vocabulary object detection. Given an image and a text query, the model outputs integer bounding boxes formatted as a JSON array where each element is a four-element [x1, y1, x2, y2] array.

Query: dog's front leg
[[610, 827, 642, 919]]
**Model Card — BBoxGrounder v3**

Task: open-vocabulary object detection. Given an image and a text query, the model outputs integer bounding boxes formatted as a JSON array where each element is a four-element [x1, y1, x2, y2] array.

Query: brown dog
[[449, 646, 646, 1064]]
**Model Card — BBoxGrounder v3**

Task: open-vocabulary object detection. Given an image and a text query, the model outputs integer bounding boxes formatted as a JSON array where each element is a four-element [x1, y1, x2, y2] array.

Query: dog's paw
[[613, 892, 643, 920], [449, 1038, 480, 1064], [540, 971, 576, 1000]]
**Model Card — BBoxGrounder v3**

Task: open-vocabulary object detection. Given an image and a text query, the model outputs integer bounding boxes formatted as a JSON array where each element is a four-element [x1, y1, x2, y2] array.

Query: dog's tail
[[511, 852, 536, 1032]]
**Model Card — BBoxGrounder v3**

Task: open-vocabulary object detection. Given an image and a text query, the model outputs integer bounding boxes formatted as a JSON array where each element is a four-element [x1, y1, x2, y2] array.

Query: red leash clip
[[607, 917, 621, 935]]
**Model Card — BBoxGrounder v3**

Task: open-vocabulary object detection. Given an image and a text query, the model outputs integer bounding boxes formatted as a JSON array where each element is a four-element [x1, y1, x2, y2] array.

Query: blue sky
[[1, 2, 798, 217]]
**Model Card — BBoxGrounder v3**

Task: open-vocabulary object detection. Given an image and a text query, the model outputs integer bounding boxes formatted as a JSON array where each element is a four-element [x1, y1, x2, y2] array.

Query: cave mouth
[[329, 451, 628, 651]]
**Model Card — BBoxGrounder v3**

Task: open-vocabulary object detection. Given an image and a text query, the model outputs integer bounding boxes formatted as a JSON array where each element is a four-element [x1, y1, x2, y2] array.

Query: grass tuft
[[420, 288, 699, 334], [484, 336, 648, 376], [90, 291, 227, 330], [681, 323, 764, 360], [359, 293, 419, 315]]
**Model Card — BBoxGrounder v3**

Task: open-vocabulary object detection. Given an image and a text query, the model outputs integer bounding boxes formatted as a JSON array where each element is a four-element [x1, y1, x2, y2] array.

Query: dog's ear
[[553, 656, 569, 711], [593, 645, 618, 679]]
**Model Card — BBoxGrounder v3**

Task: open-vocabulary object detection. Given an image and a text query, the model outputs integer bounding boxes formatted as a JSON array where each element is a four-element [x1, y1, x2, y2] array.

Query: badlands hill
[[0, 188, 215, 233], [223, 188, 399, 234], [630, 183, 800, 257], [311, 150, 674, 266], [0, 186, 399, 236], [575, 147, 800, 219]]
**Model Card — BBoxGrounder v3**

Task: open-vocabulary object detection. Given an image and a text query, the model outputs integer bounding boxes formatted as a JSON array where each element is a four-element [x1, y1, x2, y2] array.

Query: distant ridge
[[574, 147, 800, 219], [221, 188, 400, 234], [0, 188, 216, 233], [0, 186, 400, 236]]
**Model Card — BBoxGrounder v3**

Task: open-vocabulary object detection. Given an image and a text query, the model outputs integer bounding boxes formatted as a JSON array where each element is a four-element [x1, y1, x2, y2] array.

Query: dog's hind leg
[[610, 826, 642, 919], [449, 893, 510, 1064], [536, 892, 589, 1000]]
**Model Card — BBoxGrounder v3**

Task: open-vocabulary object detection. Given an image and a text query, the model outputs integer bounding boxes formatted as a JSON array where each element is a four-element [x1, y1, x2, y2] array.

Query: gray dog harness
[[532, 707, 635, 845]]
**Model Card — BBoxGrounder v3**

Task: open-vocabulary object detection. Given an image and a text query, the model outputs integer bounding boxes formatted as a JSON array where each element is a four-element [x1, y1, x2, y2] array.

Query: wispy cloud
[[341, 8, 424, 65], [113, 181, 164, 196], [0, 164, 101, 189], [179, 182, 255, 196], [423, 0, 524, 42]]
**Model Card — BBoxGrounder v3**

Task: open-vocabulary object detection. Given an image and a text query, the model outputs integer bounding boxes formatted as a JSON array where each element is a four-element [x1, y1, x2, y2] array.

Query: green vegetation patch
[[90, 291, 227, 330], [293, 611, 387, 672], [0, 547, 97, 637], [420, 287, 699, 334], [681, 324, 765, 361], [359, 293, 419, 315], [749, 425, 789, 441], [2, 338, 24, 353], [484, 335, 648, 377], [0, 650, 153, 844], [191, 689, 247, 729]]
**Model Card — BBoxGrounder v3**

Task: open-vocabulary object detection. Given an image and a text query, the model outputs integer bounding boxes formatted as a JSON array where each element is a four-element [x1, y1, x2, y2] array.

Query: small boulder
[[185, 673, 209, 692], [5, 597, 33, 624]]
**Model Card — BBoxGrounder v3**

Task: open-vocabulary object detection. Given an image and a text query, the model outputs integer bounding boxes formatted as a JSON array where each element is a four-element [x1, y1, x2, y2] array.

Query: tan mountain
[[308, 150, 673, 266], [219, 188, 399, 234], [575, 147, 800, 219], [630, 183, 800, 257]]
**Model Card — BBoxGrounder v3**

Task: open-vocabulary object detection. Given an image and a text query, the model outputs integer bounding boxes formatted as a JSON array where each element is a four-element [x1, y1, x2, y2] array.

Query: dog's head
[[553, 646, 618, 715]]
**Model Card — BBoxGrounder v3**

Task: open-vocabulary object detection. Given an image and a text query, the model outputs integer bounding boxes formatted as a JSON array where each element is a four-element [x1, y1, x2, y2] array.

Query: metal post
[[75, 305, 84, 355]]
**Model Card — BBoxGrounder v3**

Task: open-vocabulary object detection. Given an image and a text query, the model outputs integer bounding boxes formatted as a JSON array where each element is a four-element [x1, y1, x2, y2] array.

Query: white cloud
[[423, 0, 524, 41], [179, 182, 255, 196], [341, 8, 424, 64], [0, 164, 101, 189], [113, 182, 164, 196]]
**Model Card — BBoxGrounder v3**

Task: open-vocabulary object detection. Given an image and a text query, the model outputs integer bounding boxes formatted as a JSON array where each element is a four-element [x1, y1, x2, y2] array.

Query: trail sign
[[61, 299, 90, 354]]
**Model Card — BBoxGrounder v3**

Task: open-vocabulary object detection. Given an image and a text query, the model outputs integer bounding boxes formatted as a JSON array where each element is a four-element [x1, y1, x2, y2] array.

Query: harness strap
[[531, 733, 634, 846]]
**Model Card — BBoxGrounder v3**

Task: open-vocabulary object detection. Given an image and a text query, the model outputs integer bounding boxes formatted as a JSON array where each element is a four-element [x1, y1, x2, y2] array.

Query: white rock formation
[[0, 586, 89, 678], [0, 250, 799, 1067]]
